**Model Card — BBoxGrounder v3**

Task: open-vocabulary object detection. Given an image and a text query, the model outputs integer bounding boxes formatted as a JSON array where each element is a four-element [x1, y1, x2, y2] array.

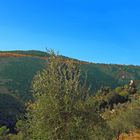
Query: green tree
[[27, 52, 112, 140]]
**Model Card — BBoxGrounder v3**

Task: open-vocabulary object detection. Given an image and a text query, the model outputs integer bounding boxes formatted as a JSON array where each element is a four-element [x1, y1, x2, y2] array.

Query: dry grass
[[0, 52, 89, 64], [118, 131, 140, 140], [0, 52, 48, 60]]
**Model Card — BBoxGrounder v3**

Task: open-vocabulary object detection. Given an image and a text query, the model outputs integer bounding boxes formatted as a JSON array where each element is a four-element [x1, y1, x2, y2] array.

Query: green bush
[[27, 52, 112, 140]]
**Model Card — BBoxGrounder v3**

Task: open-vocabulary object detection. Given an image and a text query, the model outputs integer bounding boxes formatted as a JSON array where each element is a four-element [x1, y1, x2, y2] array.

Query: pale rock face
[[129, 80, 134, 86]]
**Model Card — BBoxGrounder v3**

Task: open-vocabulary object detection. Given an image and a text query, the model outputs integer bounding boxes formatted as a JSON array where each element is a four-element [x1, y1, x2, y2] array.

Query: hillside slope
[[0, 50, 140, 100], [0, 50, 140, 129]]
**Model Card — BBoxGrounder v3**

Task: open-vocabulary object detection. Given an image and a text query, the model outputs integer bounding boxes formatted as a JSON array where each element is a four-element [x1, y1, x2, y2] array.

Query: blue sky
[[0, 0, 140, 65]]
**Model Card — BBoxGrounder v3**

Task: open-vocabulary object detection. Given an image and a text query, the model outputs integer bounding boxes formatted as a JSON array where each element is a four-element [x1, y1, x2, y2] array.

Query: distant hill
[[0, 50, 140, 129], [0, 50, 50, 57], [0, 50, 140, 100]]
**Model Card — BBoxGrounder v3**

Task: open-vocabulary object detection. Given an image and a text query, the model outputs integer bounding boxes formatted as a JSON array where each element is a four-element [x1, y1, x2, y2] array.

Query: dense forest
[[0, 50, 140, 140]]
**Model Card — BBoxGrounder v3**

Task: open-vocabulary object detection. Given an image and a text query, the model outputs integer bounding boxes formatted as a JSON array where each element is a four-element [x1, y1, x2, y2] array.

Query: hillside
[[0, 50, 140, 130], [1, 50, 140, 96], [0, 50, 140, 100]]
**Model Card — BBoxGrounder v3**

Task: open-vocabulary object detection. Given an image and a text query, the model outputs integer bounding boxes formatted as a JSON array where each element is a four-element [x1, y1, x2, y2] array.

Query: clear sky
[[0, 0, 140, 65]]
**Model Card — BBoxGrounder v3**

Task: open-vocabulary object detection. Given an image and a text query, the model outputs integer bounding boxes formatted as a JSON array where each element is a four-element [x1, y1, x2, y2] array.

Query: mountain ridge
[[0, 50, 140, 99], [1, 50, 140, 66]]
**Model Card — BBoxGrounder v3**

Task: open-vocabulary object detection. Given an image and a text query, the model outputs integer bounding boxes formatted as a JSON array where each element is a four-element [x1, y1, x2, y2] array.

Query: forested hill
[[0, 50, 140, 101], [0, 50, 140, 135]]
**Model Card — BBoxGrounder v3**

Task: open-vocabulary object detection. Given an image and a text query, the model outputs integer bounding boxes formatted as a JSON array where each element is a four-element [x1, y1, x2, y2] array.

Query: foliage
[[102, 98, 140, 138], [27, 53, 112, 140], [0, 50, 140, 139]]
